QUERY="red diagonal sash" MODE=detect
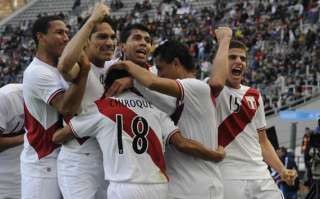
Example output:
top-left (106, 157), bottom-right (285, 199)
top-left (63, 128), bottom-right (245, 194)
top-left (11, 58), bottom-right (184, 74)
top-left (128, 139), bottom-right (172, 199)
top-left (95, 98), bottom-right (167, 179)
top-left (218, 88), bottom-right (260, 147)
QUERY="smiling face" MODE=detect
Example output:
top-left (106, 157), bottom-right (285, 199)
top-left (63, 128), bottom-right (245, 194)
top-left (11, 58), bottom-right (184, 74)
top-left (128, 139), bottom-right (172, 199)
top-left (86, 22), bottom-right (116, 65)
top-left (226, 48), bottom-right (247, 89)
top-left (121, 29), bottom-right (151, 66)
top-left (39, 20), bottom-right (69, 60)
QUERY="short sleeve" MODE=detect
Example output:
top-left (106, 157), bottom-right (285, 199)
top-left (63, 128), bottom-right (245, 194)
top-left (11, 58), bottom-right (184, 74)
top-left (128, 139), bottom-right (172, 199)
top-left (0, 93), bottom-right (8, 132)
top-left (134, 81), bottom-right (176, 115)
top-left (176, 78), bottom-right (212, 110)
top-left (69, 106), bottom-right (101, 138)
top-left (255, 93), bottom-right (267, 131)
top-left (159, 111), bottom-right (179, 144)
top-left (27, 67), bottom-right (67, 105)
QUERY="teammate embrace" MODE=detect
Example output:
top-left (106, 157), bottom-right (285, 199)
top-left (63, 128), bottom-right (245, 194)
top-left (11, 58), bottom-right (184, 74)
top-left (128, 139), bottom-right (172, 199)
top-left (2, 2), bottom-right (297, 199)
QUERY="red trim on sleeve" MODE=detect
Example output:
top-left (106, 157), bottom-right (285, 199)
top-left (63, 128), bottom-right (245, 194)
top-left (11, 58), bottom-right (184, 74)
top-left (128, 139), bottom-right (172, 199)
top-left (47, 89), bottom-right (65, 104)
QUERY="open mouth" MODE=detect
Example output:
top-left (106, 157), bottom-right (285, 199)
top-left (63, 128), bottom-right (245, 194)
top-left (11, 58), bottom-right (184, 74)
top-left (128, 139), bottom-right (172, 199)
top-left (136, 49), bottom-right (147, 56)
top-left (231, 67), bottom-right (242, 76)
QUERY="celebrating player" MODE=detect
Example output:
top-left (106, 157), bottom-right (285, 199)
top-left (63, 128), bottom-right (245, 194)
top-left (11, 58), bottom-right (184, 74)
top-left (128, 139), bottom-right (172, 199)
top-left (0, 84), bottom-right (24, 199)
top-left (22, 15), bottom-right (89, 199)
top-left (54, 3), bottom-right (112, 198)
top-left (107, 26), bottom-right (232, 199)
top-left (216, 40), bottom-right (297, 199)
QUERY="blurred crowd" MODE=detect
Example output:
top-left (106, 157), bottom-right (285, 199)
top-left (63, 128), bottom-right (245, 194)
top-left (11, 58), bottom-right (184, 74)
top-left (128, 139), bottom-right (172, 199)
top-left (1, 0), bottom-right (320, 113)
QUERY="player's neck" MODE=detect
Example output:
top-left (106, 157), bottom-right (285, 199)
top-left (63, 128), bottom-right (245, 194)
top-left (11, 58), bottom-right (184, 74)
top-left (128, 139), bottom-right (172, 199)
top-left (179, 69), bottom-right (196, 79)
top-left (35, 51), bottom-right (58, 67)
top-left (226, 80), bottom-right (241, 89)
top-left (91, 59), bottom-right (105, 68)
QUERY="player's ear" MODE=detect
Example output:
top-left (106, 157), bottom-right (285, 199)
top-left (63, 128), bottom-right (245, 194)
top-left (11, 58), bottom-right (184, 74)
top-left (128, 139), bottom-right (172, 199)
top-left (173, 57), bottom-right (181, 67)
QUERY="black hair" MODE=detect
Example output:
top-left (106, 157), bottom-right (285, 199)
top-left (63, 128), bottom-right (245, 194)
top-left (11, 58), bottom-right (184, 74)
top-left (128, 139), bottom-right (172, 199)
top-left (80, 16), bottom-right (116, 36)
top-left (119, 23), bottom-right (150, 43)
top-left (229, 40), bottom-right (247, 50)
top-left (153, 40), bottom-right (195, 71)
top-left (32, 15), bottom-right (64, 46)
top-left (104, 69), bottom-right (130, 89)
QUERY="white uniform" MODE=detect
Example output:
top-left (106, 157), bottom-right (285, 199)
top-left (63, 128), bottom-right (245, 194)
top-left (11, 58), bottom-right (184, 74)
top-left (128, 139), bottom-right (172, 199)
top-left (57, 63), bottom-right (108, 199)
top-left (22, 58), bottom-right (68, 199)
top-left (69, 91), bottom-right (178, 199)
top-left (216, 85), bottom-right (282, 199)
top-left (135, 78), bottom-right (223, 199)
top-left (0, 84), bottom-right (24, 199)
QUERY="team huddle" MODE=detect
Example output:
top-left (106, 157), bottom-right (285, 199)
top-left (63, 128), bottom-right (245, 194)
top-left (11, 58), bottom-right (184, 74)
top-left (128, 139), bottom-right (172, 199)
top-left (0, 3), bottom-right (298, 199)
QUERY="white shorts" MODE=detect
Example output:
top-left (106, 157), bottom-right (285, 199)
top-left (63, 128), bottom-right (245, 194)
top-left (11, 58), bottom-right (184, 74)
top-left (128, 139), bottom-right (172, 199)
top-left (168, 185), bottom-right (223, 199)
top-left (108, 182), bottom-right (168, 199)
top-left (21, 175), bottom-right (62, 199)
top-left (223, 178), bottom-right (283, 199)
top-left (0, 145), bottom-right (22, 199)
top-left (57, 149), bottom-right (107, 199)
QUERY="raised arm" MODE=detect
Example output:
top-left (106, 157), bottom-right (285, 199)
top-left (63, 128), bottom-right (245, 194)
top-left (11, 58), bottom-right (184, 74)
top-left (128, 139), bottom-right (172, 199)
top-left (170, 131), bottom-right (225, 162)
top-left (208, 27), bottom-right (232, 96)
top-left (58, 3), bottom-right (110, 80)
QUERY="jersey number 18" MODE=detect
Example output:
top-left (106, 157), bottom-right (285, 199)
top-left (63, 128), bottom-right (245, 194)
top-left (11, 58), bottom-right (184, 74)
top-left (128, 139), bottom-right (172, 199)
top-left (116, 114), bottom-right (149, 154)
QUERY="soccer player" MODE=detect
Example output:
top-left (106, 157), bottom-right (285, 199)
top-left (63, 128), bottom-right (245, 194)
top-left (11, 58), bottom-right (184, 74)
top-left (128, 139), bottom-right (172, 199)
top-left (22, 15), bottom-right (90, 199)
top-left (53, 68), bottom-right (226, 199)
top-left (0, 83), bottom-right (24, 199)
top-left (107, 27), bottom-right (232, 199)
top-left (216, 40), bottom-right (297, 199)
top-left (54, 3), bottom-right (113, 199)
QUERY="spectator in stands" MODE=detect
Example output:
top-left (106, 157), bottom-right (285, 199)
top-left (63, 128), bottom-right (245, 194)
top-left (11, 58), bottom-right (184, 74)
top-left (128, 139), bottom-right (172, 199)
top-left (314, 119), bottom-right (320, 134)
top-left (301, 127), bottom-right (312, 187)
top-left (277, 147), bottom-right (299, 199)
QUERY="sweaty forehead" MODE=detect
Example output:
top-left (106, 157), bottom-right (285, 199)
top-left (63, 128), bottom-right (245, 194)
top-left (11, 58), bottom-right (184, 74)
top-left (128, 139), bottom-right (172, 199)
top-left (228, 48), bottom-right (246, 57)
top-left (94, 23), bottom-right (115, 35)
top-left (48, 20), bottom-right (68, 31)
top-left (128, 29), bottom-right (150, 39)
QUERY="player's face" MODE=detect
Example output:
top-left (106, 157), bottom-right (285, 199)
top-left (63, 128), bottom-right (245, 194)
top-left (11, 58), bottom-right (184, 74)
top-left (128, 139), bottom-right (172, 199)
top-left (226, 48), bottom-right (247, 88)
top-left (122, 29), bottom-right (151, 66)
top-left (41, 20), bottom-right (69, 58)
top-left (155, 56), bottom-right (179, 79)
top-left (88, 23), bottom-right (116, 62)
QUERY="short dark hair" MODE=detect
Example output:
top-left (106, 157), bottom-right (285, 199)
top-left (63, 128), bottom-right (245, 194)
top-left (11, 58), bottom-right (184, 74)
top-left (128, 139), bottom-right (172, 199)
top-left (32, 15), bottom-right (64, 46)
top-left (104, 69), bottom-right (130, 89)
top-left (120, 23), bottom-right (150, 43)
top-left (229, 40), bottom-right (247, 50)
top-left (153, 40), bottom-right (195, 71)
top-left (80, 16), bottom-right (116, 36)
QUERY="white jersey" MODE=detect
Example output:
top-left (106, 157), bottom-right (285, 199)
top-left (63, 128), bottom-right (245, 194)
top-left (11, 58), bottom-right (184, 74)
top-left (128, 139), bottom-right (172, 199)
top-left (216, 84), bottom-right (270, 179)
top-left (135, 78), bottom-right (223, 198)
top-left (22, 57), bottom-right (68, 178)
top-left (69, 91), bottom-right (178, 183)
top-left (60, 63), bottom-right (108, 154)
top-left (0, 83), bottom-right (24, 199)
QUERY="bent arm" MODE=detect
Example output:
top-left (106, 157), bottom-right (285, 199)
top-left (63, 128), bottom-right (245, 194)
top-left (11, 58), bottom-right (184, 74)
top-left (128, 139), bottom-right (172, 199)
top-left (51, 54), bottom-right (90, 117)
top-left (0, 129), bottom-right (24, 152)
top-left (169, 131), bottom-right (225, 162)
top-left (52, 125), bottom-right (74, 144)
